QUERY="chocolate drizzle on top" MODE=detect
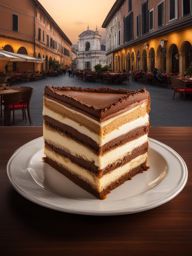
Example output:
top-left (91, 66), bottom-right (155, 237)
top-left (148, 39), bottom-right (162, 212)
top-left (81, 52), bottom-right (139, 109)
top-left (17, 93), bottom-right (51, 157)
top-left (44, 86), bottom-right (150, 121)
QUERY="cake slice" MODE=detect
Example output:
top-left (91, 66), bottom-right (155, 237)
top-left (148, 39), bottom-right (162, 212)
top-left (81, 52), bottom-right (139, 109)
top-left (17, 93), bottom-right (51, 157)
top-left (43, 87), bottom-right (150, 199)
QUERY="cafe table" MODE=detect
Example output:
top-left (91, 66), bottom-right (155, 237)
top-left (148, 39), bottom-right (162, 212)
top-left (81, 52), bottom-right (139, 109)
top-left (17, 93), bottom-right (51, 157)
top-left (0, 86), bottom-right (21, 95)
top-left (177, 77), bottom-right (192, 88)
top-left (0, 87), bottom-right (22, 125)
top-left (0, 127), bottom-right (192, 256)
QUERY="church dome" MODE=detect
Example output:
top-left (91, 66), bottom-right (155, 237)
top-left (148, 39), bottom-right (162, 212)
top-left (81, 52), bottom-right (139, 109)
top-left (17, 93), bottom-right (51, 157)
top-left (79, 27), bottom-right (100, 38)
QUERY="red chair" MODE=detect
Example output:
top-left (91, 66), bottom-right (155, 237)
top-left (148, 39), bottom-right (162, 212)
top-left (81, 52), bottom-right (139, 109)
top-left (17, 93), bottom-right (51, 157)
top-left (3, 87), bottom-right (33, 125)
top-left (170, 77), bottom-right (188, 99)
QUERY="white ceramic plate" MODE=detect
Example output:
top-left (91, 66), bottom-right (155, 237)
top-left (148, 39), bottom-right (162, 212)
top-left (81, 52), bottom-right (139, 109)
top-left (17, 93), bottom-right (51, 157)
top-left (7, 137), bottom-right (188, 216)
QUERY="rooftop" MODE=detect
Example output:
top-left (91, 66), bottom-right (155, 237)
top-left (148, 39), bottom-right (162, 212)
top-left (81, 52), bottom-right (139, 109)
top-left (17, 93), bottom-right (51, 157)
top-left (102, 0), bottom-right (125, 28)
top-left (33, 0), bottom-right (72, 45)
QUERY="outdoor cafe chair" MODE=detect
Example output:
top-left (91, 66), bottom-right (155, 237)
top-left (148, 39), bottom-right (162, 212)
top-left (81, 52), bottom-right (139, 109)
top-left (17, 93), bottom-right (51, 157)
top-left (170, 76), bottom-right (192, 99)
top-left (2, 86), bottom-right (33, 125)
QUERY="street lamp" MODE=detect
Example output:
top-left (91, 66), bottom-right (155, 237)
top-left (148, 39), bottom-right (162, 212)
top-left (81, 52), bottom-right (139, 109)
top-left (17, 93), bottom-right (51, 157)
top-left (160, 39), bottom-right (167, 48)
top-left (144, 43), bottom-right (149, 50)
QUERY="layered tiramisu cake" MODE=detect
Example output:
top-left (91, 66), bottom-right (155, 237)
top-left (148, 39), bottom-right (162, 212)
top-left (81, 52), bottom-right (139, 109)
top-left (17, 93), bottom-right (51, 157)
top-left (43, 87), bottom-right (150, 199)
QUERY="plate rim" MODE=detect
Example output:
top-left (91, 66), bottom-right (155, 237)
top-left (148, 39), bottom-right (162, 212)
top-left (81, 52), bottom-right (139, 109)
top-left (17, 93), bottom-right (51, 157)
top-left (7, 137), bottom-right (188, 216)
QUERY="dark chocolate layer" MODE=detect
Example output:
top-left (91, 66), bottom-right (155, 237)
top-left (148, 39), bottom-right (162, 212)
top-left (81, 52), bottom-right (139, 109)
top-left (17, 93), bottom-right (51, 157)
top-left (44, 115), bottom-right (98, 152)
top-left (45, 142), bottom-right (148, 176)
top-left (44, 157), bottom-right (148, 200)
top-left (44, 115), bottom-right (149, 155)
top-left (44, 86), bottom-right (150, 121)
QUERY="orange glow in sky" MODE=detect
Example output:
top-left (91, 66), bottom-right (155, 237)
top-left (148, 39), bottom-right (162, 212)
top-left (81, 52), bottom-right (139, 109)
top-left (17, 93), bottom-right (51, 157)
top-left (39, 0), bottom-right (115, 43)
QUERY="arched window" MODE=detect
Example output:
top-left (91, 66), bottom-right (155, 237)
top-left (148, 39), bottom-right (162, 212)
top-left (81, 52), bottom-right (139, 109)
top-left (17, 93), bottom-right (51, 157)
top-left (3, 44), bottom-right (14, 52)
top-left (157, 45), bottom-right (167, 73)
top-left (17, 47), bottom-right (28, 55)
top-left (127, 53), bottom-right (131, 72)
top-left (45, 56), bottom-right (49, 71)
top-left (142, 50), bottom-right (147, 72)
top-left (118, 56), bottom-right (121, 72)
top-left (49, 57), bottom-right (53, 69)
top-left (85, 42), bottom-right (90, 51)
top-left (136, 51), bottom-right (141, 70)
top-left (181, 41), bottom-right (192, 71)
top-left (131, 52), bottom-right (135, 71)
top-left (169, 44), bottom-right (179, 74)
top-left (149, 48), bottom-right (155, 71)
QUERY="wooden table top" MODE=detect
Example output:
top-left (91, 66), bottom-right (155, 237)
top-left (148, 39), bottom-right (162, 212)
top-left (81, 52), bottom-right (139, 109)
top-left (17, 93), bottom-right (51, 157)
top-left (0, 127), bottom-right (192, 256)
top-left (177, 77), bottom-right (192, 84)
top-left (0, 87), bottom-right (21, 95)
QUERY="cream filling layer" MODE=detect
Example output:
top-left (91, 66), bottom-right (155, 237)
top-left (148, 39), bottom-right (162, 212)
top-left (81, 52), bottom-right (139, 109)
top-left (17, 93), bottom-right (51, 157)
top-left (44, 97), bottom-right (147, 127)
top-left (45, 146), bottom-right (147, 192)
top-left (43, 124), bottom-right (148, 169)
top-left (43, 104), bottom-right (149, 146)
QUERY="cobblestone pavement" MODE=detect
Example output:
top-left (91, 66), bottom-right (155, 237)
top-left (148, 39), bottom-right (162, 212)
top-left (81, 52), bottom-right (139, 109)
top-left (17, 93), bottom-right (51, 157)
top-left (2, 74), bottom-right (192, 126)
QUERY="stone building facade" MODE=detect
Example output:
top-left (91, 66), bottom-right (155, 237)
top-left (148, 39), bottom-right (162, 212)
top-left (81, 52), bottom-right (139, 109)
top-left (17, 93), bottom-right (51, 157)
top-left (76, 28), bottom-right (106, 71)
top-left (0, 0), bottom-right (72, 73)
top-left (102, 0), bottom-right (192, 76)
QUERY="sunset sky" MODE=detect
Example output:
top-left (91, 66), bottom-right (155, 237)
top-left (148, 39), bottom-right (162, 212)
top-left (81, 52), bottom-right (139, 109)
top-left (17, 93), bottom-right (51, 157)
top-left (39, 0), bottom-right (115, 44)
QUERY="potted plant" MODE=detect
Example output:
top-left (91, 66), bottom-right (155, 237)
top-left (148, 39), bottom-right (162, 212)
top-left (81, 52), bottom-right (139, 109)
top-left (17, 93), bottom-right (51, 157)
top-left (185, 65), bottom-right (192, 77)
top-left (94, 64), bottom-right (102, 73)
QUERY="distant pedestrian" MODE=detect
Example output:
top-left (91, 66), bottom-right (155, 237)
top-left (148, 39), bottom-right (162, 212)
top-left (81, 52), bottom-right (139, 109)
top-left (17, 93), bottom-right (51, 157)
top-left (71, 68), bottom-right (74, 77)
top-left (4, 64), bottom-right (8, 74)
top-left (68, 68), bottom-right (72, 77)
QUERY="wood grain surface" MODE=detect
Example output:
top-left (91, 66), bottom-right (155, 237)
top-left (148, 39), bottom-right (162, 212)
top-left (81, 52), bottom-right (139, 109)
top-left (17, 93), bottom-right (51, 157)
top-left (0, 127), bottom-right (192, 256)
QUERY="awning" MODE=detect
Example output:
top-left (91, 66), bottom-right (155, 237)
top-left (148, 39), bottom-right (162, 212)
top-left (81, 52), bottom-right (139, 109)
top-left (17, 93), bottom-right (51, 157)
top-left (0, 50), bottom-right (44, 63)
top-left (0, 50), bottom-right (21, 61)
